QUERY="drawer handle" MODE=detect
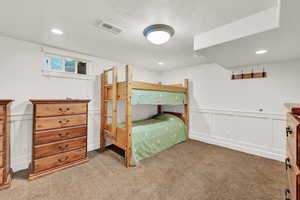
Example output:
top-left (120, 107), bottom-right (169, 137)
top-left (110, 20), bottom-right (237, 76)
top-left (286, 127), bottom-right (293, 137)
top-left (58, 119), bottom-right (70, 125)
top-left (58, 156), bottom-right (69, 163)
top-left (58, 132), bottom-right (70, 137)
top-left (58, 144), bottom-right (69, 150)
top-left (58, 108), bottom-right (70, 113)
top-left (285, 158), bottom-right (292, 170)
top-left (285, 188), bottom-right (291, 200)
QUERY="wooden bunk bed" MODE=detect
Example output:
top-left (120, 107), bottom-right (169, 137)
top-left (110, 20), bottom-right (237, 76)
top-left (100, 65), bottom-right (189, 167)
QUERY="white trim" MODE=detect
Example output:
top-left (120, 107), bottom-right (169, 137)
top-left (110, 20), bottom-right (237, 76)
top-left (190, 106), bottom-right (285, 120)
top-left (42, 47), bottom-right (93, 80)
top-left (12, 155), bottom-right (31, 173)
top-left (189, 132), bottom-right (285, 162)
top-left (41, 47), bottom-right (92, 62)
top-left (41, 69), bottom-right (93, 80)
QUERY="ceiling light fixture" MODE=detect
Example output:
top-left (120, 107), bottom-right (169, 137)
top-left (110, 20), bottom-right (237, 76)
top-left (51, 28), bottom-right (63, 35)
top-left (255, 49), bottom-right (268, 55)
top-left (143, 24), bottom-right (175, 45)
top-left (158, 62), bottom-right (164, 66)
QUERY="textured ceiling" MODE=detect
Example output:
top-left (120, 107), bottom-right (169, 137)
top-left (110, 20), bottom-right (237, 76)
top-left (0, 0), bottom-right (276, 70)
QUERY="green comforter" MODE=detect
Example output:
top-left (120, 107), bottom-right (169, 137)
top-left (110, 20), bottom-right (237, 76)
top-left (128, 114), bottom-right (187, 165)
top-left (131, 89), bottom-right (187, 105)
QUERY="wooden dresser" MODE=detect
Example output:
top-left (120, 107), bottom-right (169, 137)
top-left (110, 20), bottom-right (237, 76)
top-left (0, 100), bottom-right (13, 191)
top-left (285, 103), bottom-right (300, 200)
top-left (29, 99), bottom-right (90, 180)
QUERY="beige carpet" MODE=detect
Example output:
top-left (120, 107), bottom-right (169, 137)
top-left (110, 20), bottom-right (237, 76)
top-left (0, 140), bottom-right (286, 200)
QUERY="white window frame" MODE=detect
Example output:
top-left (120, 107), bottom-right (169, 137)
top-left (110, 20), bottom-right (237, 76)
top-left (42, 47), bottom-right (92, 80)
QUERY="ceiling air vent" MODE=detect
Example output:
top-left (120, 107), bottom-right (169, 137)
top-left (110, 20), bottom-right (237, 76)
top-left (95, 20), bottom-right (122, 35)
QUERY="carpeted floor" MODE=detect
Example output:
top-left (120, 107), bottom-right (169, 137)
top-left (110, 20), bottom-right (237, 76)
top-left (0, 140), bottom-right (286, 200)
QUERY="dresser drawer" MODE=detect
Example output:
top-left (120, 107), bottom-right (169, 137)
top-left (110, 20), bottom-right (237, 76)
top-left (286, 149), bottom-right (300, 200)
top-left (0, 153), bottom-right (3, 167)
top-left (287, 113), bottom-right (300, 168)
top-left (36, 104), bottom-right (87, 117)
top-left (0, 106), bottom-right (4, 116)
top-left (0, 136), bottom-right (3, 152)
top-left (35, 115), bottom-right (87, 131)
top-left (34, 137), bottom-right (87, 159)
top-left (35, 126), bottom-right (87, 145)
top-left (0, 122), bottom-right (3, 136)
top-left (0, 168), bottom-right (3, 184)
top-left (34, 148), bottom-right (86, 173)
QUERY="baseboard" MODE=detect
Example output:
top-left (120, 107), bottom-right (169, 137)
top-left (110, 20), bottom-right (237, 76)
top-left (190, 132), bottom-right (285, 162)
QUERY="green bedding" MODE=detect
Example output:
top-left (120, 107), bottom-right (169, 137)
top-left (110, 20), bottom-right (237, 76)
top-left (131, 89), bottom-right (187, 105)
top-left (125, 113), bottom-right (187, 165)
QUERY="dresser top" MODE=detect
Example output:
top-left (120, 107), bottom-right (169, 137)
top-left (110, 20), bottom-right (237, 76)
top-left (29, 99), bottom-right (91, 104)
top-left (285, 103), bottom-right (300, 110)
top-left (0, 99), bottom-right (14, 105)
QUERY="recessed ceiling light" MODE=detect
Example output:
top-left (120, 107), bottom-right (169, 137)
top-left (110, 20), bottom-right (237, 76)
top-left (158, 62), bottom-right (164, 66)
top-left (255, 49), bottom-right (268, 55)
top-left (51, 28), bottom-right (63, 35)
top-left (143, 24), bottom-right (175, 45)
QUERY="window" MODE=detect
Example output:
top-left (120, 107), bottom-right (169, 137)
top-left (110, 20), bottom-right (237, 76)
top-left (77, 62), bottom-right (87, 74)
top-left (65, 60), bottom-right (76, 72)
top-left (45, 55), bottom-right (88, 75)
top-left (51, 57), bottom-right (63, 71)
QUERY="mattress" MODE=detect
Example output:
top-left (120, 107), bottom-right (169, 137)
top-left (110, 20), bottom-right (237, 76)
top-left (131, 89), bottom-right (187, 105)
top-left (128, 113), bottom-right (187, 165)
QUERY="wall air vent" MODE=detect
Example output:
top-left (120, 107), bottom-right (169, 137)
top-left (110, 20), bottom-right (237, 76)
top-left (95, 20), bottom-right (122, 35)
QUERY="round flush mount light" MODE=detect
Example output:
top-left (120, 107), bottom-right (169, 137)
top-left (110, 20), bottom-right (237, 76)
top-left (158, 62), bottom-right (164, 66)
top-left (143, 24), bottom-right (175, 45)
top-left (51, 28), bottom-right (63, 35)
top-left (255, 49), bottom-right (268, 55)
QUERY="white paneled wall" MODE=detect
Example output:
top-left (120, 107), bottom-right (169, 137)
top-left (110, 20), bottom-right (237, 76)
top-left (0, 36), bottom-right (161, 172)
top-left (162, 60), bottom-right (300, 162)
top-left (189, 108), bottom-right (285, 161)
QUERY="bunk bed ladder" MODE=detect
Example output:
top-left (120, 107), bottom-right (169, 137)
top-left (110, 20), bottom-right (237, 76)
top-left (100, 67), bottom-right (118, 152)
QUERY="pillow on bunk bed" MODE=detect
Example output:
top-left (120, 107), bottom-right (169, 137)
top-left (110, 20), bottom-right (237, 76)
top-left (131, 89), bottom-right (187, 105)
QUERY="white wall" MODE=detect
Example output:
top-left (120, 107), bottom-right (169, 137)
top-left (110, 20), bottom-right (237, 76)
top-left (162, 60), bottom-right (300, 162)
top-left (0, 36), bottom-right (161, 172)
top-left (1, 34), bottom-right (298, 172)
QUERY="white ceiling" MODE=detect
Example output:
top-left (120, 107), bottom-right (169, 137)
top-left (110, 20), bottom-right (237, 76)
top-left (196, 0), bottom-right (300, 68)
top-left (0, 0), bottom-right (276, 71)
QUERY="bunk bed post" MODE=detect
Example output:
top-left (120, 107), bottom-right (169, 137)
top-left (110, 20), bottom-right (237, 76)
top-left (184, 79), bottom-right (189, 140)
top-left (157, 105), bottom-right (162, 114)
top-left (125, 64), bottom-right (133, 167)
top-left (157, 82), bottom-right (162, 114)
top-left (100, 72), bottom-right (107, 152)
top-left (111, 67), bottom-right (118, 138)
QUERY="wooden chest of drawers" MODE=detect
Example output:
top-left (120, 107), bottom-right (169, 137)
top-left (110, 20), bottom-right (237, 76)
top-left (29, 99), bottom-right (90, 180)
top-left (285, 105), bottom-right (300, 200)
top-left (0, 100), bottom-right (13, 191)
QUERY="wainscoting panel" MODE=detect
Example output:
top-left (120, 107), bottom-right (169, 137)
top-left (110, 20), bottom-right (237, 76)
top-left (10, 106), bottom-right (286, 172)
top-left (189, 107), bottom-right (286, 162)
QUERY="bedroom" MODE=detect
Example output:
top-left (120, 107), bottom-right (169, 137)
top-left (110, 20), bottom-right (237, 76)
top-left (0, 0), bottom-right (299, 199)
